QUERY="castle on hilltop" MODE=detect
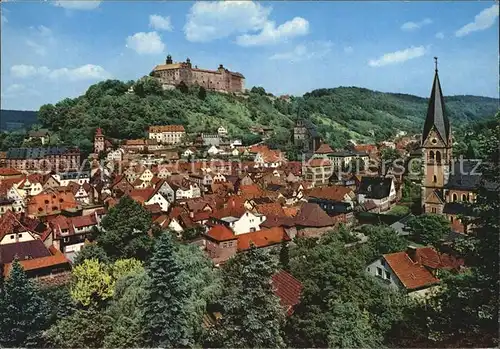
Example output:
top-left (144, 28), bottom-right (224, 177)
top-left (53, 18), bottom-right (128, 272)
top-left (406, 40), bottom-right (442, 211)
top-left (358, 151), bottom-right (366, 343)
top-left (150, 55), bottom-right (245, 93)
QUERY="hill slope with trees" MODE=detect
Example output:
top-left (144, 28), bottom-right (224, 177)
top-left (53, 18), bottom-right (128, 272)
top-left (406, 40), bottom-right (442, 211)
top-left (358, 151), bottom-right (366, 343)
top-left (11, 77), bottom-right (499, 153)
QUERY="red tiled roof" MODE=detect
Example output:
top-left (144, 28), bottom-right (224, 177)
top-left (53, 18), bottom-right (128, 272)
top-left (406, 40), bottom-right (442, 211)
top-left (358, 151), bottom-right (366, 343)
top-left (239, 184), bottom-right (264, 198)
top-left (271, 270), bottom-right (303, 316)
top-left (0, 167), bottom-right (22, 176)
top-left (145, 203), bottom-right (163, 214)
top-left (206, 224), bottom-right (235, 242)
top-left (149, 125), bottom-right (185, 133)
top-left (0, 211), bottom-right (33, 240)
top-left (237, 227), bottom-right (290, 251)
top-left (306, 185), bottom-right (354, 202)
top-left (255, 202), bottom-right (285, 217)
top-left (305, 158), bottom-right (332, 167)
top-left (3, 245), bottom-right (70, 277)
top-left (413, 247), bottom-right (464, 270)
top-left (383, 251), bottom-right (440, 290)
top-left (129, 188), bottom-right (156, 204)
top-left (27, 190), bottom-right (79, 216)
top-left (294, 203), bottom-right (338, 228)
top-left (315, 143), bottom-right (334, 154)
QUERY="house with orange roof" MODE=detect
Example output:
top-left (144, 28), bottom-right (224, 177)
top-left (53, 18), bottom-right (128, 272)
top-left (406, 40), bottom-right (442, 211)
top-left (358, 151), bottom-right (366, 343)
top-left (129, 187), bottom-right (170, 212)
top-left (254, 148), bottom-right (285, 168)
top-left (27, 189), bottom-right (80, 218)
top-left (0, 210), bottom-right (40, 245)
top-left (2, 244), bottom-right (71, 279)
top-left (366, 246), bottom-right (464, 298)
top-left (0, 167), bottom-right (23, 180)
top-left (302, 158), bottom-right (333, 185)
top-left (148, 125), bottom-right (186, 144)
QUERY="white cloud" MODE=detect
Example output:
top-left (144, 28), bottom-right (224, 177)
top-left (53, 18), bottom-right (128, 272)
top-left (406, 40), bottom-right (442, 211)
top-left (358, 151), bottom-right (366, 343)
top-left (435, 32), bottom-right (445, 39)
top-left (53, 1), bottom-right (101, 10)
top-left (344, 46), bottom-right (353, 54)
top-left (401, 18), bottom-right (432, 31)
top-left (1, 84), bottom-right (41, 99)
top-left (26, 40), bottom-right (47, 56)
top-left (184, 1), bottom-right (308, 45)
top-left (126, 31), bottom-right (165, 55)
top-left (236, 17), bottom-right (309, 46)
top-left (455, 4), bottom-right (499, 37)
top-left (10, 64), bottom-right (111, 81)
top-left (368, 46), bottom-right (427, 67)
top-left (149, 14), bottom-right (173, 31)
top-left (270, 41), bottom-right (333, 62)
top-left (185, 1), bottom-right (270, 42)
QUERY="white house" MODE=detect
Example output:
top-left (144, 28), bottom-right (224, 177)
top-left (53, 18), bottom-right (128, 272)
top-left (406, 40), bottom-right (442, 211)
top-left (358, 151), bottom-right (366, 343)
top-left (106, 148), bottom-right (124, 162)
top-left (218, 126), bottom-right (228, 137)
top-left (207, 145), bottom-right (223, 156)
top-left (220, 211), bottom-right (266, 235)
top-left (6, 186), bottom-right (25, 213)
top-left (54, 172), bottom-right (90, 187)
top-left (183, 148), bottom-right (195, 158)
top-left (173, 183), bottom-right (201, 200)
top-left (212, 173), bottom-right (227, 183)
top-left (145, 192), bottom-right (170, 212)
top-left (230, 139), bottom-right (242, 148)
top-left (357, 176), bottom-right (396, 212)
top-left (139, 168), bottom-right (154, 183)
top-left (157, 180), bottom-right (175, 203)
top-left (0, 211), bottom-right (38, 245)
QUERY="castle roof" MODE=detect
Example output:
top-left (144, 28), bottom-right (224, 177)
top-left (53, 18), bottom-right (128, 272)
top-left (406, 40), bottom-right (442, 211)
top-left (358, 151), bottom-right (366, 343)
top-left (422, 60), bottom-right (450, 145)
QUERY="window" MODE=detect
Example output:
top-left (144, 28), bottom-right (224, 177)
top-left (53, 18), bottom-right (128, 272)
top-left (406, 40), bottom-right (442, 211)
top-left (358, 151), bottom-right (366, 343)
top-left (429, 151), bottom-right (435, 160)
top-left (452, 193), bottom-right (458, 202)
top-left (385, 271), bottom-right (391, 280)
top-left (63, 237), bottom-right (69, 243)
top-left (376, 267), bottom-right (383, 276)
top-left (10, 235), bottom-right (14, 239)
top-left (436, 151), bottom-right (442, 164)
top-left (433, 175), bottom-right (437, 183)
top-left (432, 207), bottom-right (437, 213)
top-left (18, 234), bottom-right (22, 238)
top-left (450, 216), bottom-right (454, 222)
top-left (250, 227), bottom-right (256, 232)
top-left (462, 194), bottom-right (467, 201)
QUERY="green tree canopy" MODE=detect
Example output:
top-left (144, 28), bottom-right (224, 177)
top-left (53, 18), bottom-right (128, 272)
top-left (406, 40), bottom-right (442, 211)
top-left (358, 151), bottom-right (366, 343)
top-left (406, 214), bottom-right (450, 246)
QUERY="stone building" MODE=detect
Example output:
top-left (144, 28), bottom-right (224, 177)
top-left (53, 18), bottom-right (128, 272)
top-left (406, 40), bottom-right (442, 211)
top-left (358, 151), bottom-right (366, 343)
top-left (150, 55), bottom-right (245, 93)
top-left (148, 125), bottom-right (186, 144)
top-left (5, 147), bottom-right (81, 172)
top-left (420, 58), bottom-right (496, 233)
top-left (293, 118), bottom-right (321, 155)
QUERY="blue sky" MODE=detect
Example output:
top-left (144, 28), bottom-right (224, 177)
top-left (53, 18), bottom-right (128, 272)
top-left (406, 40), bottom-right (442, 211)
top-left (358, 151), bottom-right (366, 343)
top-left (1, 1), bottom-right (498, 111)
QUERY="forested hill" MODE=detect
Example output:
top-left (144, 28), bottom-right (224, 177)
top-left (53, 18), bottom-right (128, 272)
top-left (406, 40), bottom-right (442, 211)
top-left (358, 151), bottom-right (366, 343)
top-left (16, 78), bottom-right (500, 153)
top-left (0, 110), bottom-right (38, 132)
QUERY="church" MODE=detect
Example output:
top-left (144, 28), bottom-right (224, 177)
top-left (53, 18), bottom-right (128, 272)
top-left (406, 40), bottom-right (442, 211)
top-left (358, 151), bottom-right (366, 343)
top-left (420, 58), bottom-right (494, 233)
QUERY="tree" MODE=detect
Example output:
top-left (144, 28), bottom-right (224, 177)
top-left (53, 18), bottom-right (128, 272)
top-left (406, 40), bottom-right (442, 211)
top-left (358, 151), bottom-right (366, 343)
top-left (360, 225), bottom-right (408, 263)
top-left (70, 259), bottom-right (114, 308)
top-left (418, 112), bottom-right (500, 347)
top-left (97, 196), bottom-right (154, 261)
top-left (142, 232), bottom-right (193, 347)
top-left (0, 261), bottom-right (50, 347)
top-left (177, 81), bottom-right (189, 94)
top-left (110, 258), bottom-right (143, 280)
top-left (73, 243), bottom-right (110, 266)
top-left (133, 76), bottom-right (163, 97)
top-left (250, 86), bottom-right (267, 96)
top-left (44, 307), bottom-right (111, 348)
top-left (380, 147), bottom-right (400, 175)
top-left (104, 270), bottom-right (149, 348)
top-left (279, 239), bottom-right (290, 271)
top-left (208, 245), bottom-right (285, 348)
top-left (198, 86), bottom-right (207, 100)
top-left (406, 214), bottom-right (450, 246)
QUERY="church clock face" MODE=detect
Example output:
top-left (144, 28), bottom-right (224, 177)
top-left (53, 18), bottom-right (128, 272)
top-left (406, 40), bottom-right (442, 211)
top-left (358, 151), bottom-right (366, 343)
top-left (431, 138), bottom-right (437, 145)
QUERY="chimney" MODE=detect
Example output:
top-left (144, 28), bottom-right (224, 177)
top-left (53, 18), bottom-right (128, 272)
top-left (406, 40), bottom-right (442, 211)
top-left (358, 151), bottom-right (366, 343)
top-left (407, 246), bottom-right (420, 263)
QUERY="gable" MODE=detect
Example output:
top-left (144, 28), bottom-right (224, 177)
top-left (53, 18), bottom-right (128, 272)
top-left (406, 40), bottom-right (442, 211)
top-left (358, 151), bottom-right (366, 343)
top-left (425, 190), bottom-right (444, 204)
top-left (422, 128), bottom-right (446, 148)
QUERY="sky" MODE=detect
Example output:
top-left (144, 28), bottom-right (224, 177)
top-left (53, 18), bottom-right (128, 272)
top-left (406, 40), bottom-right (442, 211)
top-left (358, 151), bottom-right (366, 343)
top-left (1, 1), bottom-right (498, 111)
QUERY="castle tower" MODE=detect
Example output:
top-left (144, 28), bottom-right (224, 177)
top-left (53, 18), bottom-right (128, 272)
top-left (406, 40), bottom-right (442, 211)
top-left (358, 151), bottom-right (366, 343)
top-left (94, 128), bottom-right (105, 154)
top-left (421, 57), bottom-right (452, 214)
top-left (166, 54), bottom-right (173, 65)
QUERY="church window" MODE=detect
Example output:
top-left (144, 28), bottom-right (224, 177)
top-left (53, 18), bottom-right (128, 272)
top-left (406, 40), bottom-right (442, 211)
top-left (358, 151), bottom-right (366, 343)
top-left (462, 194), bottom-right (467, 201)
top-left (436, 151), bottom-right (442, 163)
top-left (452, 193), bottom-right (457, 202)
top-left (433, 175), bottom-right (437, 183)
top-left (432, 207), bottom-right (437, 213)
top-left (429, 151), bottom-right (435, 160)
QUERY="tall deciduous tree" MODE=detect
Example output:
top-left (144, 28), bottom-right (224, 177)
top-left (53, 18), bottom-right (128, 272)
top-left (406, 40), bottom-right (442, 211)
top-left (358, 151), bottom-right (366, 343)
top-left (209, 245), bottom-right (285, 348)
top-left (97, 195), bottom-right (154, 261)
top-left (406, 214), bottom-right (450, 246)
top-left (0, 261), bottom-right (50, 347)
top-left (142, 232), bottom-right (193, 347)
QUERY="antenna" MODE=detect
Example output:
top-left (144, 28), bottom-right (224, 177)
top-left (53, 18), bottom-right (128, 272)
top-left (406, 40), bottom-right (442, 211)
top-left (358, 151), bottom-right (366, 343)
top-left (434, 57), bottom-right (438, 72)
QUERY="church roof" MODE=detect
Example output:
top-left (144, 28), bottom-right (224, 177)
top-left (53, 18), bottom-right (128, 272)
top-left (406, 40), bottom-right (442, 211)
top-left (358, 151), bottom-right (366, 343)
top-left (422, 61), bottom-right (450, 145)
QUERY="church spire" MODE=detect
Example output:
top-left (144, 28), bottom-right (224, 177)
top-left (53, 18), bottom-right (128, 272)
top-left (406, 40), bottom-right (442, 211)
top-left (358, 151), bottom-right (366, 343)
top-left (422, 57), bottom-right (450, 145)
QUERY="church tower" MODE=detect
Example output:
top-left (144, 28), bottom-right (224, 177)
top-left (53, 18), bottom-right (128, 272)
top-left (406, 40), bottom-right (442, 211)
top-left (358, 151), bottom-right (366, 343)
top-left (421, 57), bottom-right (452, 214)
top-left (94, 128), bottom-right (105, 154)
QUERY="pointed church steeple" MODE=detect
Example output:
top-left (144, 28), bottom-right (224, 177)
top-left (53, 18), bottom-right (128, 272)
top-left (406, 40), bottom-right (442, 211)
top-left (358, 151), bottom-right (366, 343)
top-left (422, 57), bottom-right (450, 145)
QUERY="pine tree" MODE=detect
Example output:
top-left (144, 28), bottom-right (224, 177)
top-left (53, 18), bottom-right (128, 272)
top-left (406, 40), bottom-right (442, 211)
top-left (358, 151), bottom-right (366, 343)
top-left (0, 260), bottom-right (50, 347)
top-left (214, 245), bottom-right (285, 348)
top-left (142, 232), bottom-right (193, 347)
top-left (279, 239), bottom-right (290, 271)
